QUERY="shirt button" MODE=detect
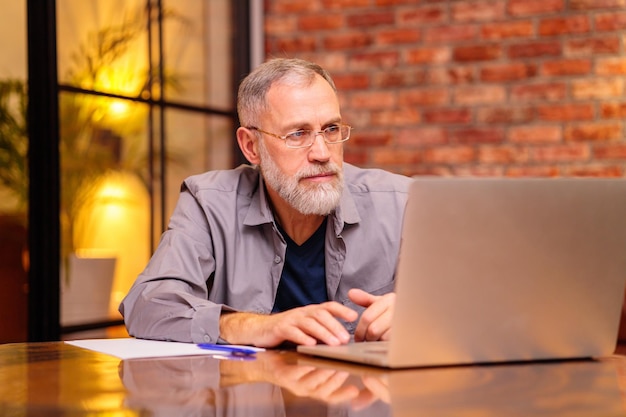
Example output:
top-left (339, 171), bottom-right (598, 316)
top-left (204, 335), bottom-right (210, 342)
top-left (274, 255), bottom-right (281, 264)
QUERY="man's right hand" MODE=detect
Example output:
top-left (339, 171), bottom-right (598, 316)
top-left (219, 302), bottom-right (358, 348)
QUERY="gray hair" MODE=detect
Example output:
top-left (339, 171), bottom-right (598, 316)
top-left (237, 58), bottom-right (338, 128)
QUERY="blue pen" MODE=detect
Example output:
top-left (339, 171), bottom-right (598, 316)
top-left (197, 343), bottom-right (258, 356)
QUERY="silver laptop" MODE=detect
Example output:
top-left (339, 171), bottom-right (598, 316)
top-left (298, 177), bottom-right (626, 368)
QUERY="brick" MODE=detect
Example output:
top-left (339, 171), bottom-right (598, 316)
top-left (376, 28), bottom-right (421, 45)
top-left (594, 12), bottom-right (626, 31)
top-left (530, 144), bottom-right (590, 162)
top-left (511, 83), bottom-right (567, 102)
top-left (265, 16), bottom-right (298, 35)
top-left (477, 107), bottom-right (535, 124)
top-left (453, 44), bottom-right (502, 62)
top-left (423, 146), bottom-right (476, 164)
top-left (324, 33), bottom-right (372, 50)
top-left (275, 37), bottom-right (317, 52)
top-left (298, 14), bottom-right (343, 31)
top-left (480, 63), bottom-right (537, 82)
top-left (372, 148), bottom-right (421, 166)
top-left (350, 131), bottom-right (393, 147)
top-left (371, 108), bottom-right (422, 126)
top-left (341, 108), bottom-right (369, 127)
top-left (596, 58), bottom-right (626, 75)
top-left (454, 85), bottom-right (506, 105)
top-left (572, 78), bottom-right (624, 100)
top-left (350, 51), bottom-right (400, 69)
top-left (374, 69), bottom-right (427, 88)
top-left (269, 0), bottom-right (318, 13)
top-left (321, 0), bottom-right (371, 8)
top-left (398, 6), bottom-right (447, 26)
top-left (450, 127), bottom-right (504, 144)
top-left (537, 104), bottom-right (594, 121)
top-left (481, 21), bottom-right (534, 40)
top-left (508, 125), bottom-right (562, 143)
top-left (541, 59), bottom-right (592, 76)
top-left (564, 36), bottom-right (621, 56)
top-left (570, 0), bottom-right (626, 10)
top-left (423, 109), bottom-right (472, 124)
top-left (350, 91), bottom-right (397, 109)
top-left (286, 53), bottom-right (348, 73)
top-left (478, 145), bottom-right (529, 164)
top-left (344, 149), bottom-right (368, 166)
top-left (506, 166), bottom-right (561, 177)
top-left (508, 41), bottom-right (562, 58)
top-left (347, 11), bottom-right (395, 27)
top-left (539, 15), bottom-right (591, 36)
top-left (452, 1), bottom-right (506, 22)
top-left (563, 165), bottom-right (624, 177)
top-left (564, 122), bottom-right (623, 142)
top-left (507, 0), bottom-right (565, 16)
top-left (376, 0), bottom-right (424, 5)
top-left (601, 102), bottom-right (626, 119)
top-left (594, 144), bottom-right (626, 160)
top-left (398, 88), bottom-right (449, 106)
top-left (424, 25), bottom-right (477, 44)
top-left (406, 47), bottom-right (451, 64)
top-left (410, 166), bottom-right (453, 177)
top-left (426, 67), bottom-right (476, 85)
top-left (397, 127), bottom-right (448, 146)
top-left (332, 73), bottom-right (370, 90)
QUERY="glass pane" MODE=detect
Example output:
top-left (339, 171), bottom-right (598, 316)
top-left (58, 90), bottom-right (151, 328)
top-left (57, 0), bottom-right (150, 98)
top-left (162, 110), bottom-right (234, 231)
top-left (0, 1), bottom-right (29, 342)
top-left (162, 0), bottom-right (233, 109)
top-left (56, 0), bottom-right (237, 334)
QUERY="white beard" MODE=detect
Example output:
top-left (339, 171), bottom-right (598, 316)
top-left (258, 140), bottom-right (344, 216)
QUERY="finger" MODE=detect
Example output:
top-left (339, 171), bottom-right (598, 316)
top-left (302, 307), bottom-right (352, 345)
top-left (348, 288), bottom-right (377, 308)
top-left (354, 294), bottom-right (395, 342)
top-left (322, 301), bottom-right (359, 322)
top-left (279, 303), bottom-right (355, 346)
top-left (358, 307), bottom-right (393, 342)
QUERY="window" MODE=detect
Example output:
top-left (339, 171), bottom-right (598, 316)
top-left (23, 0), bottom-right (251, 340)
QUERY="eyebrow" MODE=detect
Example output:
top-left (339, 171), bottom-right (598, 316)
top-left (283, 118), bottom-right (342, 131)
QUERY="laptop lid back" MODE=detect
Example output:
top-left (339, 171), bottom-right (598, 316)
top-left (389, 178), bottom-right (626, 367)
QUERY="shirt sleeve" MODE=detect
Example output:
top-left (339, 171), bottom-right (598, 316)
top-left (119, 187), bottom-right (228, 344)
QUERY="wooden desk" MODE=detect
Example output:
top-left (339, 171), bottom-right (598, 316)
top-left (1, 342), bottom-right (625, 416)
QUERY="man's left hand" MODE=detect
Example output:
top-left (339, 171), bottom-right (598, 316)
top-left (348, 289), bottom-right (396, 342)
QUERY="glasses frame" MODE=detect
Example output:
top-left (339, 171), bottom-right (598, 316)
top-left (248, 124), bottom-right (352, 149)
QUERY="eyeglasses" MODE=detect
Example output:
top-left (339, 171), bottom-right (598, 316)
top-left (248, 124), bottom-right (352, 149)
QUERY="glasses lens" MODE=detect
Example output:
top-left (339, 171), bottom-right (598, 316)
top-left (285, 130), bottom-right (313, 148)
top-left (323, 125), bottom-right (341, 143)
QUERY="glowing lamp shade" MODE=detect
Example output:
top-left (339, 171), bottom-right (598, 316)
top-left (73, 171), bottom-right (150, 316)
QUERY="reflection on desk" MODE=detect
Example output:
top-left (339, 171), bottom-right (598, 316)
top-left (0, 342), bottom-right (625, 416)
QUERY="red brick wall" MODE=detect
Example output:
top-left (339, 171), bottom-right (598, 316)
top-left (263, 0), bottom-right (626, 177)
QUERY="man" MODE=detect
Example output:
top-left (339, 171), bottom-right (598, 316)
top-left (120, 58), bottom-right (411, 348)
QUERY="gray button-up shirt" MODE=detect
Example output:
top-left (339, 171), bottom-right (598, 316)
top-left (119, 163), bottom-right (412, 343)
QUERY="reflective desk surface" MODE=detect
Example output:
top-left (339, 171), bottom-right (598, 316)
top-left (1, 341), bottom-right (625, 416)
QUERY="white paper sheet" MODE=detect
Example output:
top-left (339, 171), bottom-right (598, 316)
top-left (65, 338), bottom-right (264, 360)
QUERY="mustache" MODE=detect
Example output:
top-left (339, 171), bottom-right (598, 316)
top-left (295, 162), bottom-right (341, 181)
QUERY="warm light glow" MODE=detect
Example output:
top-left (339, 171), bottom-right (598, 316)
top-left (74, 171), bottom-right (150, 316)
top-left (109, 100), bottom-right (129, 117)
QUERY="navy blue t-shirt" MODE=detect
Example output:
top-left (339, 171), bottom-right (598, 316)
top-left (272, 218), bottom-right (328, 313)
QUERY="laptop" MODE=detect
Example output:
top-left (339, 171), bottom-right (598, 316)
top-left (297, 177), bottom-right (626, 368)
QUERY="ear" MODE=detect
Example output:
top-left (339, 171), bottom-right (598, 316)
top-left (237, 127), bottom-right (261, 165)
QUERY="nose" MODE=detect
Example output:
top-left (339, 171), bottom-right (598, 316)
top-left (308, 131), bottom-right (331, 162)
